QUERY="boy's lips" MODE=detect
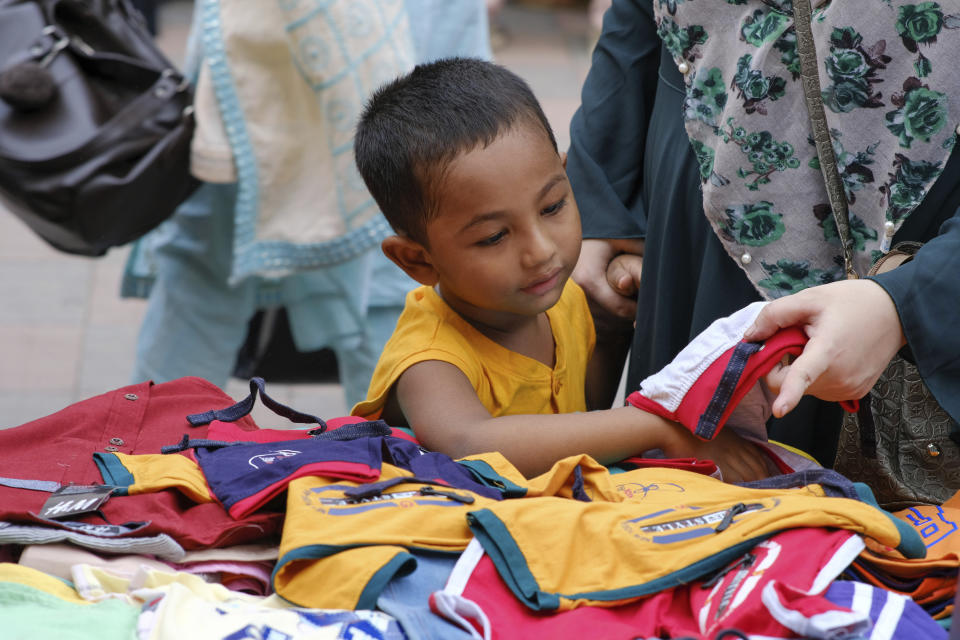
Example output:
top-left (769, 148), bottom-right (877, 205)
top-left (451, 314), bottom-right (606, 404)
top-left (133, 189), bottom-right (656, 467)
top-left (522, 269), bottom-right (562, 296)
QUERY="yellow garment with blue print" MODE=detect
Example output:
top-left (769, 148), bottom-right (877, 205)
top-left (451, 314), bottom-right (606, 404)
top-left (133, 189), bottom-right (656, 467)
top-left (467, 466), bottom-right (924, 611)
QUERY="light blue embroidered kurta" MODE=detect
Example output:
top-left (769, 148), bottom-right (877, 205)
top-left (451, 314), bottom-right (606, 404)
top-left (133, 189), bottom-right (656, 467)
top-left (122, 0), bottom-right (492, 406)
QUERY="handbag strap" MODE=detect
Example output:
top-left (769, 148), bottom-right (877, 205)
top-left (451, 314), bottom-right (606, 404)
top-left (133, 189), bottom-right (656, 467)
top-left (793, 0), bottom-right (858, 280)
top-left (34, 24), bottom-right (183, 89)
top-left (187, 377), bottom-right (329, 433)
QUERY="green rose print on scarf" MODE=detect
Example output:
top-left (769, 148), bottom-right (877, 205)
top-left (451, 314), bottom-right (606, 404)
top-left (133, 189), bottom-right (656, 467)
top-left (657, 0), bottom-right (960, 296)
top-left (657, 0), bottom-right (690, 17)
top-left (732, 54), bottom-right (786, 115)
top-left (741, 7), bottom-right (790, 46)
top-left (691, 139), bottom-right (730, 186)
top-left (895, 2), bottom-right (960, 77)
top-left (658, 17), bottom-right (707, 61)
top-left (758, 259), bottom-right (842, 297)
top-left (821, 27), bottom-right (890, 113)
top-left (773, 27), bottom-right (801, 80)
top-left (815, 204), bottom-right (879, 251)
top-left (685, 67), bottom-right (728, 129)
top-left (719, 201), bottom-right (786, 246)
top-left (885, 77), bottom-right (948, 148)
top-left (692, 139), bottom-right (714, 180)
top-left (880, 153), bottom-right (944, 221)
top-left (723, 118), bottom-right (801, 190)
top-left (808, 131), bottom-right (879, 205)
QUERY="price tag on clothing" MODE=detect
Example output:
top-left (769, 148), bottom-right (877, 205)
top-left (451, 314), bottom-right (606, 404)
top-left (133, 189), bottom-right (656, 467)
top-left (38, 485), bottom-right (115, 520)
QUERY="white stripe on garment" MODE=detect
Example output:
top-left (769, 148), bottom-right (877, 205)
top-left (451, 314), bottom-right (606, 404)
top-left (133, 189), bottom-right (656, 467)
top-left (809, 534), bottom-right (864, 594)
top-left (871, 588), bottom-right (907, 640)
top-left (851, 581), bottom-right (874, 622)
top-left (444, 537), bottom-right (484, 595)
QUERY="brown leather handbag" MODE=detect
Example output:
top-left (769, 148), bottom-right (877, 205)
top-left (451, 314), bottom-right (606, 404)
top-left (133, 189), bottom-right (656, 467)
top-left (794, 0), bottom-right (959, 509)
top-left (0, 0), bottom-right (199, 256)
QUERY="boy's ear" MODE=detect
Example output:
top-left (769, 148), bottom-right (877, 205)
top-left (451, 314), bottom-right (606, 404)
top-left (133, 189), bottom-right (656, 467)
top-left (381, 235), bottom-right (439, 286)
top-left (561, 151), bottom-right (567, 169)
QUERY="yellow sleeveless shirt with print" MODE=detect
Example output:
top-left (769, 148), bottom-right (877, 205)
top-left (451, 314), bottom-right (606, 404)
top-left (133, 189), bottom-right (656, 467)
top-left (351, 281), bottom-right (595, 420)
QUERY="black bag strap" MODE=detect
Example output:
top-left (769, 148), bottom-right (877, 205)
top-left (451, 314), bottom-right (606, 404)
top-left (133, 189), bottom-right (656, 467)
top-left (44, 0), bottom-right (173, 69)
top-left (187, 377), bottom-right (329, 433)
top-left (28, 21), bottom-right (183, 88)
top-left (308, 421), bottom-right (392, 440)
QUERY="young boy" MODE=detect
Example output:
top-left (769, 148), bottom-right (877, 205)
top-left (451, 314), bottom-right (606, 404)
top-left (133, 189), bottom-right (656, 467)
top-left (351, 58), bottom-right (769, 481)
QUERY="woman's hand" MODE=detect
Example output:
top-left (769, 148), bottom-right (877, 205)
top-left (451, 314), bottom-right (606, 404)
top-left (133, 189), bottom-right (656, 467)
top-left (572, 238), bottom-right (645, 321)
top-left (743, 279), bottom-right (906, 418)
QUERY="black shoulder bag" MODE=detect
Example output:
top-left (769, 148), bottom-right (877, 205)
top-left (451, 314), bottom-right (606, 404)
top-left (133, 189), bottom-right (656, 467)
top-left (0, 0), bottom-right (199, 256)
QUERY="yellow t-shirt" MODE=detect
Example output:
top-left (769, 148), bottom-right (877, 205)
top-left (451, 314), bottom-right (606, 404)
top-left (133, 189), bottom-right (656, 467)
top-left (351, 281), bottom-right (595, 420)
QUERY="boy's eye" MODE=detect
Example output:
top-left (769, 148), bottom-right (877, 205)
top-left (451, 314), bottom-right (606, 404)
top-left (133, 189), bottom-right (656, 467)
top-left (542, 198), bottom-right (567, 216)
top-left (477, 230), bottom-right (506, 246)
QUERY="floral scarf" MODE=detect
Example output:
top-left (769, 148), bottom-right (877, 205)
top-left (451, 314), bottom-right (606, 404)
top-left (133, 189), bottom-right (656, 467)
top-left (655, 0), bottom-right (960, 297)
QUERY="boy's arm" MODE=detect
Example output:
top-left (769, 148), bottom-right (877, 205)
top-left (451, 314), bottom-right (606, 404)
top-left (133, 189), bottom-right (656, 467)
top-left (395, 359), bottom-right (769, 480)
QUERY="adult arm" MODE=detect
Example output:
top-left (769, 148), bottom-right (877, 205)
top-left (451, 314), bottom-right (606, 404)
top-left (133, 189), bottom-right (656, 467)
top-left (868, 213), bottom-right (960, 420)
top-left (744, 212), bottom-right (960, 420)
top-left (567, 0), bottom-right (660, 319)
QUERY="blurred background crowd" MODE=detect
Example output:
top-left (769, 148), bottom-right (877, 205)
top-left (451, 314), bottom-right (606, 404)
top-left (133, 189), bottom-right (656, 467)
top-left (0, 0), bottom-right (611, 428)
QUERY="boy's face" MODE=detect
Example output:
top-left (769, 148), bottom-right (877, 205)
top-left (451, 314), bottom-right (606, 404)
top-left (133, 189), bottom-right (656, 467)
top-left (422, 123), bottom-right (582, 326)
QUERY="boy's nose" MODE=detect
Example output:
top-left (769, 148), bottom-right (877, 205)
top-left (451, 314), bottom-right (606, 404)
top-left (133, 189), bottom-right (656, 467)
top-left (521, 226), bottom-right (557, 268)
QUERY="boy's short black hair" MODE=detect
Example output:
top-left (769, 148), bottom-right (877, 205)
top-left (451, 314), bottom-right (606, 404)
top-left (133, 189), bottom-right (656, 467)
top-left (354, 57), bottom-right (558, 244)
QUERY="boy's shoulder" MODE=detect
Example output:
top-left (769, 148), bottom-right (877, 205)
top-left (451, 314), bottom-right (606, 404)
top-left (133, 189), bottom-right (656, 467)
top-left (353, 280), bottom-right (593, 419)
top-left (396, 280), bottom-right (589, 341)
top-left (385, 285), bottom-right (482, 362)
top-left (352, 285), bottom-right (483, 418)
top-left (395, 284), bottom-right (468, 339)
top-left (383, 280), bottom-right (592, 369)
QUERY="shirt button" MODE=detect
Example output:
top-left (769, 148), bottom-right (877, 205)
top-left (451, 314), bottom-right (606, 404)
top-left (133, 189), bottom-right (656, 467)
top-left (553, 380), bottom-right (562, 394)
top-left (678, 61), bottom-right (690, 74)
top-left (124, 393), bottom-right (138, 401)
top-left (928, 443), bottom-right (941, 457)
top-left (110, 437), bottom-right (125, 446)
top-left (104, 445), bottom-right (119, 452)
top-left (740, 252), bottom-right (752, 265)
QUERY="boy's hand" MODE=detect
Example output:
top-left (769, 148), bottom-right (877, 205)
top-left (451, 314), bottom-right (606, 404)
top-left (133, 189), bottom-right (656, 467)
top-left (662, 422), bottom-right (770, 483)
top-left (606, 252), bottom-right (644, 299)
top-left (572, 238), bottom-right (645, 321)
top-left (761, 353), bottom-right (793, 397)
